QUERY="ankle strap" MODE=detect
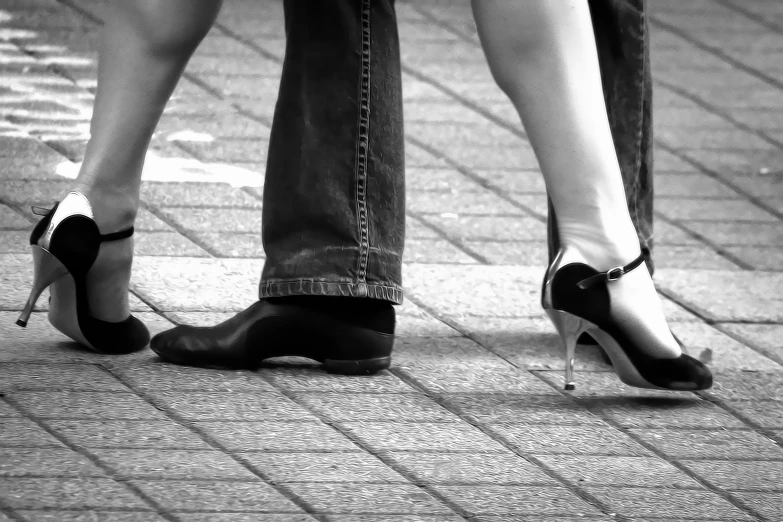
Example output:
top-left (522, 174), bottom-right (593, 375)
top-left (100, 227), bottom-right (134, 242)
top-left (576, 253), bottom-right (646, 290)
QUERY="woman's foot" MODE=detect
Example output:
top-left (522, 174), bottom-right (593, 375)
top-left (544, 243), bottom-right (712, 391)
top-left (23, 190), bottom-right (149, 353)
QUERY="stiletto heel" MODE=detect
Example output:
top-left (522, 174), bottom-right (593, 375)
top-left (18, 191), bottom-right (150, 353)
top-left (546, 309), bottom-right (595, 391)
top-left (542, 247), bottom-right (712, 391)
top-left (16, 246), bottom-right (69, 327)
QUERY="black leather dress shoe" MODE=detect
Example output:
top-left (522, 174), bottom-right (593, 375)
top-left (150, 299), bottom-right (395, 375)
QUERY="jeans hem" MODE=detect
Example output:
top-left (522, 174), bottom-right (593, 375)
top-left (259, 279), bottom-right (403, 304)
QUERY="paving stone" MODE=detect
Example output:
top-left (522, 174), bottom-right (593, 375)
top-left (405, 168), bottom-right (484, 192)
top-left (654, 173), bottom-right (743, 198)
top-left (407, 190), bottom-right (523, 216)
top-left (535, 455), bottom-right (700, 488)
top-left (91, 449), bottom-right (256, 480)
top-left (149, 391), bottom-right (315, 421)
top-left (238, 451), bottom-right (407, 484)
top-left (583, 487), bottom-right (754, 520)
top-left (156, 206), bottom-right (263, 234)
top-left (717, 323), bottom-right (783, 365)
top-left (724, 245), bottom-right (783, 271)
top-left (0, 478), bottom-right (149, 510)
top-left (469, 169), bottom-right (546, 195)
top-left (0, 418), bottom-right (64, 448)
top-left (108, 363), bottom-right (275, 392)
top-left (194, 420), bottom-right (360, 452)
top-left (384, 451), bottom-right (557, 485)
top-left (728, 492), bottom-right (783, 520)
top-left (131, 480), bottom-right (301, 513)
top-left (172, 515), bottom-right (316, 522)
top-left (14, 512), bottom-right (167, 522)
top-left (0, 363), bottom-right (126, 392)
top-left (283, 483), bottom-right (454, 515)
top-left (133, 231), bottom-right (210, 257)
top-left (337, 421), bottom-right (507, 453)
top-left (657, 198), bottom-right (778, 221)
top-left (657, 268), bottom-right (783, 323)
top-left (293, 392), bottom-right (457, 422)
top-left (320, 517), bottom-right (461, 522)
top-left (403, 238), bottom-right (480, 264)
top-left (0, 447), bottom-right (104, 477)
top-left (131, 256), bottom-right (262, 312)
top-left (45, 420), bottom-right (211, 449)
top-left (0, 399), bottom-right (20, 417)
top-left (0, 204), bottom-right (32, 228)
top-left (262, 369), bottom-right (416, 394)
top-left (141, 182), bottom-right (262, 208)
top-left (402, 264), bottom-right (546, 319)
top-left (0, 230), bottom-right (30, 253)
top-left (654, 244), bottom-right (742, 270)
top-left (7, 391), bottom-right (166, 420)
top-left (486, 423), bottom-right (651, 456)
top-left (442, 393), bottom-right (604, 425)
top-left (423, 215), bottom-right (546, 242)
top-left (705, 371), bottom-right (783, 401)
top-left (589, 397), bottom-right (747, 429)
top-left (193, 232), bottom-right (265, 257)
top-left (679, 460), bottom-right (783, 492)
top-left (682, 221), bottom-right (782, 246)
top-left (669, 322), bottom-right (782, 371)
top-left (395, 300), bottom-right (461, 338)
top-left (398, 366), bottom-right (559, 396)
top-left (628, 428), bottom-right (783, 459)
top-left (723, 400), bottom-right (783, 429)
top-left (431, 485), bottom-right (602, 517)
top-left (393, 337), bottom-right (510, 369)
top-left (464, 240), bottom-right (549, 266)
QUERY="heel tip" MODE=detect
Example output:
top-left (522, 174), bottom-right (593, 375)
top-left (16, 319), bottom-right (28, 328)
top-left (564, 383), bottom-right (575, 391)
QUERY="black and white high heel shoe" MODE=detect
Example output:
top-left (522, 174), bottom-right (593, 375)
top-left (542, 246), bottom-right (713, 391)
top-left (16, 191), bottom-right (149, 354)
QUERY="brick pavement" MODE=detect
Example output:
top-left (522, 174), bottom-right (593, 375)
top-left (1, 0), bottom-right (782, 520)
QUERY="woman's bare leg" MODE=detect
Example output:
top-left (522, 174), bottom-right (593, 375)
top-left (472, 0), bottom-right (680, 359)
top-left (52, 0), bottom-right (222, 324)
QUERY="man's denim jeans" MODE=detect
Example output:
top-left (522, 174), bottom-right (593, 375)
top-left (259, 0), bottom-right (654, 304)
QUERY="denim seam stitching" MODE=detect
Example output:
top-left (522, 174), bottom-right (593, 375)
top-left (354, 0), bottom-right (372, 286)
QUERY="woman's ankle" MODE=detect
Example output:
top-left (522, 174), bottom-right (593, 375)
top-left (71, 184), bottom-right (139, 233)
top-left (558, 219), bottom-right (642, 271)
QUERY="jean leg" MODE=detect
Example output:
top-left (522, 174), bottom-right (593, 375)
top-left (259, 0), bottom-right (405, 303)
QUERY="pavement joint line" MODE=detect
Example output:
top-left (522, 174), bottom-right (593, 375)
top-left (138, 201), bottom-right (220, 258)
top-left (256, 375), bottom-right (475, 520)
top-left (656, 79), bottom-right (783, 151)
top-left (387, 368), bottom-right (630, 522)
top-left (649, 15), bottom-right (783, 93)
top-left (408, 210), bottom-right (492, 264)
top-left (711, 0), bottom-right (783, 35)
top-left (525, 371), bottom-right (774, 522)
top-left (694, 392), bottom-right (783, 449)
top-left (712, 324), bottom-right (783, 367)
top-left (214, 22), bottom-right (285, 65)
top-left (99, 367), bottom-right (336, 518)
top-left (404, 134), bottom-right (549, 222)
top-left (655, 140), bottom-right (783, 221)
top-left (0, 394), bottom-right (179, 520)
top-left (653, 212), bottom-right (753, 271)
